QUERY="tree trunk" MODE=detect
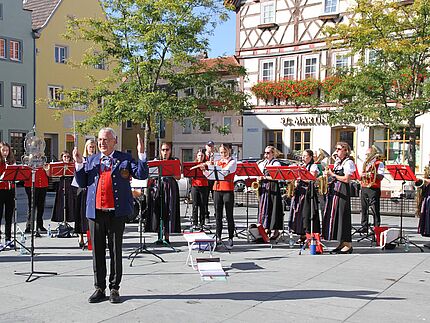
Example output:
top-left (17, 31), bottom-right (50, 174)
top-left (408, 116), bottom-right (417, 174)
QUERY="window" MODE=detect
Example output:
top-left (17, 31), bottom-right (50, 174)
top-left (200, 117), bottom-right (211, 133)
top-left (223, 116), bottom-right (232, 132)
top-left (125, 120), bottom-right (132, 129)
top-left (10, 131), bottom-right (26, 162)
top-left (372, 126), bottom-right (420, 170)
top-left (183, 118), bottom-right (192, 134)
top-left (292, 129), bottom-right (310, 151)
top-left (281, 58), bottom-right (296, 80)
top-left (323, 0), bottom-right (338, 14)
top-left (185, 87), bottom-right (194, 97)
top-left (0, 4), bottom-right (3, 20)
top-left (303, 56), bottom-right (318, 79)
top-left (48, 86), bottom-right (62, 108)
top-left (266, 130), bottom-right (283, 152)
top-left (333, 52), bottom-right (349, 69)
top-left (55, 45), bottom-right (68, 64)
top-left (9, 40), bottom-right (21, 62)
top-left (182, 149), bottom-right (193, 162)
top-left (260, 59), bottom-right (275, 81)
top-left (366, 49), bottom-right (379, 64)
top-left (94, 58), bottom-right (106, 70)
top-left (11, 84), bottom-right (25, 107)
top-left (0, 81), bottom-right (3, 107)
top-left (261, 1), bottom-right (275, 24)
top-left (0, 38), bottom-right (6, 59)
top-left (65, 133), bottom-right (75, 154)
top-left (97, 97), bottom-right (104, 109)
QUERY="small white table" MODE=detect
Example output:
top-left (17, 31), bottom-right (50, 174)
top-left (183, 232), bottom-right (216, 269)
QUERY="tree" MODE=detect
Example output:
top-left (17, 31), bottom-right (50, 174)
top-left (57, 0), bottom-right (249, 153)
top-left (320, 0), bottom-right (430, 172)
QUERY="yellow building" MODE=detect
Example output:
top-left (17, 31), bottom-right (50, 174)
top-left (24, 0), bottom-right (111, 160)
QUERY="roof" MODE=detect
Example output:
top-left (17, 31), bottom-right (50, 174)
top-left (23, 0), bottom-right (62, 30)
top-left (198, 56), bottom-right (240, 74)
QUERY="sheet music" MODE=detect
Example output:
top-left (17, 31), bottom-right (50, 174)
top-left (204, 165), bottom-right (229, 181)
top-left (130, 177), bottom-right (148, 188)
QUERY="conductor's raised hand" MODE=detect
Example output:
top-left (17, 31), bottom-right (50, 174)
top-left (137, 134), bottom-right (144, 154)
top-left (73, 147), bottom-right (83, 164)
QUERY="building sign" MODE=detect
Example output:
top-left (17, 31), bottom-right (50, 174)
top-left (281, 115), bottom-right (328, 126)
top-left (246, 128), bottom-right (259, 133)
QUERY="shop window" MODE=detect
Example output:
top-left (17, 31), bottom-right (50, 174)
top-left (266, 129), bottom-right (283, 152)
top-left (372, 126), bottom-right (420, 168)
top-left (292, 129), bottom-right (310, 152)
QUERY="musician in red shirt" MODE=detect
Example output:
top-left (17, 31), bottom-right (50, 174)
top-left (210, 144), bottom-right (237, 249)
top-left (0, 142), bottom-right (16, 247)
top-left (24, 165), bottom-right (49, 234)
top-left (191, 149), bottom-right (209, 230)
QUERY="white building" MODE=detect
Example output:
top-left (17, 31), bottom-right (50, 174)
top-left (232, 0), bottom-right (428, 185)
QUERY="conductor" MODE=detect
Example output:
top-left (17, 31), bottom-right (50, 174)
top-left (73, 127), bottom-right (148, 304)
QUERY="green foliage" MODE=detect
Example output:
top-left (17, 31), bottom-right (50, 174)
top-left (56, 0), bottom-right (249, 138)
top-left (318, 0), bottom-right (430, 169)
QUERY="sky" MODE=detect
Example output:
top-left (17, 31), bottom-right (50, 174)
top-left (207, 11), bottom-right (236, 58)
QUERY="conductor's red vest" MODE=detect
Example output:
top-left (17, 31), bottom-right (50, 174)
top-left (96, 167), bottom-right (115, 209)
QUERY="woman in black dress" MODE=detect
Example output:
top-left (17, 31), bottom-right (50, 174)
top-left (289, 149), bottom-right (320, 240)
top-left (74, 139), bottom-right (96, 248)
top-left (146, 142), bottom-right (181, 243)
top-left (51, 151), bottom-right (77, 228)
top-left (257, 145), bottom-right (284, 240)
top-left (322, 142), bottom-right (355, 254)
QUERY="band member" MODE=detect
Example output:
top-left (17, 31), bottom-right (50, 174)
top-left (0, 142), bottom-right (16, 247)
top-left (51, 151), bottom-right (77, 225)
top-left (146, 142), bottom-right (181, 243)
top-left (204, 140), bottom-right (216, 222)
top-left (289, 149), bottom-right (320, 239)
top-left (74, 128), bottom-right (148, 304)
top-left (24, 165), bottom-right (49, 234)
top-left (257, 145), bottom-right (284, 240)
top-left (418, 161), bottom-right (430, 243)
top-left (359, 147), bottom-right (384, 232)
top-left (74, 139), bottom-right (97, 248)
top-left (322, 142), bottom-right (355, 254)
top-left (191, 149), bottom-right (209, 230)
top-left (211, 143), bottom-right (237, 249)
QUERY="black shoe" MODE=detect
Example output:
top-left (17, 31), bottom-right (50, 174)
top-left (109, 289), bottom-right (121, 303)
top-left (88, 288), bottom-right (106, 303)
top-left (330, 246), bottom-right (342, 254)
top-left (38, 227), bottom-right (48, 233)
top-left (338, 247), bottom-right (353, 254)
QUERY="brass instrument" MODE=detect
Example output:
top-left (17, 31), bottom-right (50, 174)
top-left (415, 165), bottom-right (430, 216)
top-left (360, 145), bottom-right (382, 188)
top-left (315, 149), bottom-right (330, 195)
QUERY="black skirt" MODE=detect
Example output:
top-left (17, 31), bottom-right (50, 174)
top-left (51, 177), bottom-right (77, 223)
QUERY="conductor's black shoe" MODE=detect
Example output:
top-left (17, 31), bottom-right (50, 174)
top-left (109, 289), bottom-right (121, 303)
top-left (38, 227), bottom-right (47, 233)
top-left (88, 288), bottom-right (106, 303)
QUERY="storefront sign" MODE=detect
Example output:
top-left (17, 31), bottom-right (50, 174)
top-left (246, 128), bottom-right (259, 133)
top-left (281, 115), bottom-right (328, 126)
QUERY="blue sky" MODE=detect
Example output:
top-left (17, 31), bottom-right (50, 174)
top-left (207, 11), bottom-right (236, 58)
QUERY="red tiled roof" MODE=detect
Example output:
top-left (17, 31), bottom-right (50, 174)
top-left (198, 56), bottom-right (240, 72)
top-left (23, 0), bottom-right (62, 30)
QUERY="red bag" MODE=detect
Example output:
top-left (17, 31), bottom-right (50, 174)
top-left (86, 230), bottom-right (92, 251)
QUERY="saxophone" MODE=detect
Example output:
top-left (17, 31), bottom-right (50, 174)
top-left (360, 146), bottom-right (381, 188)
top-left (315, 149), bottom-right (330, 195)
top-left (250, 159), bottom-right (264, 200)
top-left (415, 165), bottom-right (430, 216)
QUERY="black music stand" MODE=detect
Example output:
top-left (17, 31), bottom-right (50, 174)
top-left (128, 188), bottom-right (164, 266)
top-left (183, 162), bottom-right (212, 233)
top-left (235, 163), bottom-right (263, 241)
top-left (0, 165), bottom-right (31, 253)
top-left (48, 162), bottom-right (75, 237)
top-left (386, 164), bottom-right (423, 252)
top-left (15, 166), bottom-right (57, 282)
top-left (148, 159), bottom-right (181, 251)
